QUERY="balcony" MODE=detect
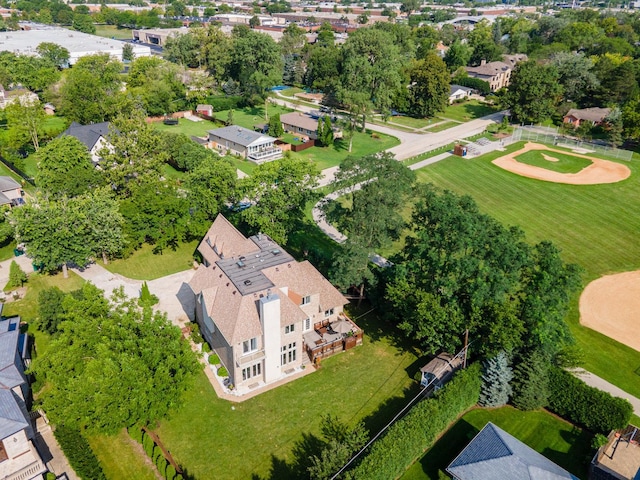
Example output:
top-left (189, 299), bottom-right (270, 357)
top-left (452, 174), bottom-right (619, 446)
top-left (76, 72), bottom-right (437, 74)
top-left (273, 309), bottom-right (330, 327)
top-left (248, 146), bottom-right (283, 164)
top-left (303, 313), bottom-right (363, 364)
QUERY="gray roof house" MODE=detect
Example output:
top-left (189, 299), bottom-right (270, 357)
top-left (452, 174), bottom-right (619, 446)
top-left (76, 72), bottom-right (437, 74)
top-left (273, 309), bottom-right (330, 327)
top-left (447, 422), bottom-right (580, 480)
top-left (280, 112), bottom-right (320, 140)
top-left (208, 125), bottom-right (282, 164)
top-left (60, 121), bottom-right (113, 163)
top-left (0, 177), bottom-right (23, 207)
top-left (449, 85), bottom-right (472, 103)
top-left (563, 107), bottom-right (611, 128)
top-left (0, 316), bottom-right (46, 480)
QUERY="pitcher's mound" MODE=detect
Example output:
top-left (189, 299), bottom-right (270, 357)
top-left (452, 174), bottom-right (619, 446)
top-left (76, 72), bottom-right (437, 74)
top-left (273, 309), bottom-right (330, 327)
top-left (580, 271), bottom-right (640, 352)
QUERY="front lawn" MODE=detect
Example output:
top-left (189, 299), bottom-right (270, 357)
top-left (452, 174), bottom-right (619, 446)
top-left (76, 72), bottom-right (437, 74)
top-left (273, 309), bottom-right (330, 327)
top-left (425, 121), bottom-right (459, 133)
top-left (440, 100), bottom-right (499, 122)
top-left (389, 116), bottom-right (434, 130)
top-left (515, 149), bottom-right (593, 174)
top-left (101, 241), bottom-right (199, 280)
top-left (88, 430), bottom-right (158, 480)
top-left (401, 406), bottom-right (593, 480)
top-left (156, 307), bottom-right (420, 479)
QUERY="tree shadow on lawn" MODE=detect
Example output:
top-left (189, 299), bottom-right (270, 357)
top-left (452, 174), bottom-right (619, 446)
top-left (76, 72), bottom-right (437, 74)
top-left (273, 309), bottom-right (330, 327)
top-left (543, 427), bottom-right (592, 479)
top-left (459, 103), bottom-right (496, 120)
top-left (252, 432), bottom-right (325, 480)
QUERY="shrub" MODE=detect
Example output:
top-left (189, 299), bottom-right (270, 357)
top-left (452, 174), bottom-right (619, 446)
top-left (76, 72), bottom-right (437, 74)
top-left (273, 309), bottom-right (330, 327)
top-left (218, 366), bottom-right (228, 377)
top-left (206, 95), bottom-right (243, 112)
top-left (139, 281), bottom-right (159, 308)
top-left (452, 76), bottom-right (491, 95)
top-left (37, 287), bottom-right (66, 335)
top-left (53, 425), bottom-right (106, 480)
top-left (511, 350), bottom-right (549, 411)
top-left (592, 433), bottom-right (609, 451)
top-left (209, 353), bottom-right (220, 365)
top-left (548, 367), bottom-right (633, 434)
top-left (189, 322), bottom-right (204, 344)
top-left (128, 426), bottom-right (144, 444)
top-left (7, 260), bottom-right (27, 288)
top-left (202, 342), bottom-right (211, 353)
top-left (347, 364), bottom-right (481, 480)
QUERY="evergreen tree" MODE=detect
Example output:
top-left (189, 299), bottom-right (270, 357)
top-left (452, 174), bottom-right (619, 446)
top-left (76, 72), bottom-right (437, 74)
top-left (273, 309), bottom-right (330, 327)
top-left (316, 118), bottom-right (325, 146)
top-left (8, 261), bottom-right (27, 288)
top-left (268, 113), bottom-right (283, 137)
top-left (479, 351), bottom-right (513, 407)
top-left (322, 116), bottom-right (334, 146)
top-left (511, 350), bottom-right (550, 411)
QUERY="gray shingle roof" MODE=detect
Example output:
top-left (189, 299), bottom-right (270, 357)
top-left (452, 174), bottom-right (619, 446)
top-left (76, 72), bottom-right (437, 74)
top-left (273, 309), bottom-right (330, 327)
top-left (450, 85), bottom-right (471, 95)
top-left (447, 422), bottom-right (580, 480)
top-left (60, 121), bottom-right (110, 150)
top-left (0, 389), bottom-right (31, 440)
top-left (0, 317), bottom-right (26, 391)
top-left (0, 176), bottom-right (21, 193)
top-left (208, 125), bottom-right (276, 148)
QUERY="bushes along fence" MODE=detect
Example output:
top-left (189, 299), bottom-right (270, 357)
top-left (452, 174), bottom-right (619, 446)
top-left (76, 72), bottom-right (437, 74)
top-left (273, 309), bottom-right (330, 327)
top-left (53, 425), bottom-right (106, 480)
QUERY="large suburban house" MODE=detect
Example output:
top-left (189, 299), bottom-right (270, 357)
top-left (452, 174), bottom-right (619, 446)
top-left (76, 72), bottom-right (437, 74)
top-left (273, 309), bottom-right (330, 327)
top-left (563, 107), bottom-right (611, 128)
top-left (465, 54), bottom-right (528, 92)
top-left (0, 177), bottom-right (24, 208)
top-left (188, 215), bottom-right (362, 395)
top-left (60, 121), bottom-right (112, 164)
top-left (447, 422), bottom-right (579, 480)
top-left (280, 112), bottom-right (320, 140)
top-left (207, 126), bottom-right (282, 164)
top-left (0, 315), bottom-right (47, 480)
top-left (0, 85), bottom-right (38, 110)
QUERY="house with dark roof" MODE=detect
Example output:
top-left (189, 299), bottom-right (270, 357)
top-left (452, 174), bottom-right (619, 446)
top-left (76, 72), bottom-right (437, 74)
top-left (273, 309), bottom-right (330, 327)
top-left (188, 214), bottom-right (362, 395)
top-left (563, 107), bottom-right (611, 128)
top-left (0, 177), bottom-right (23, 208)
top-left (207, 125), bottom-right (282, 164)
top-left (449, 85), bottom-right (472, 104)
top-left (447, 422), bottom-right (579, 480)
top-left (0, 316), bottom-right (46, 480)
top-left (60, 121), bottom-right (112, 164)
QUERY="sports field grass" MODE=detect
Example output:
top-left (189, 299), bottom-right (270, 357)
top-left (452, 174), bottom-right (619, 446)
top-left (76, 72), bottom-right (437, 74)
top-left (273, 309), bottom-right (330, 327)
top-left (515, 149), bottom-right (593, 174)
top-left (414, 141), bottom-right (640, 397)
top-left (401, 406), bottom-right (592, 480)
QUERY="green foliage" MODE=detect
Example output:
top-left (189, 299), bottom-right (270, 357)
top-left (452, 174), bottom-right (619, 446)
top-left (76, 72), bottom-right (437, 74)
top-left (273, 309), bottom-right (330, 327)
top-left (218, 366), bottom-right (229, 377)
top-left (208, 353), bottom-right (219, 364)
top-left (268, 113), bottom-right (284, 137)
top-left (479, 351), bottom-right (513, 407)
top-left (189, 322), bottom-right (203, 344)
top-left (511, 350), bottom-right (550, 411)
top-left (37, 286), bottom-right (66, 335)
top-left (32, 284), bottom-right (199, 434)
top-left (139, 281), bottom-right (159, 308)
top-left (7, 260), bottom-right (27, 288)
top-left (408, 53), bottom-right (450, 119)
top-left (53, 425), bottom-right (107, 480)
top-left (206, 95), bottom-right (243, 112)
top-left (505, 60), bottom-right (563, 124)
top-left (346, 364), bottom-right (481, 480)
top-left (451, 75), bottom-right (491, 96)
top-left (591, 433), bottom-right (609, 451)
top-left (202, 342), bottom-right (211, 353)
top-left (548, 368), bottom-right (632, 434)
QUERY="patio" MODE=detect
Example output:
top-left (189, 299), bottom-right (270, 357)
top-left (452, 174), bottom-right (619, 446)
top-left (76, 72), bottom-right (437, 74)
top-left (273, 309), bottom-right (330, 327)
top-left (303, 313), bottom-right (363, 364)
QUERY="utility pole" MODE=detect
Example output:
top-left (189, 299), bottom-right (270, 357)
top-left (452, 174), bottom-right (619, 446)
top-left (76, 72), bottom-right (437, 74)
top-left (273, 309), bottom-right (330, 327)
top-left (463, 329), bottom-right (469, 368)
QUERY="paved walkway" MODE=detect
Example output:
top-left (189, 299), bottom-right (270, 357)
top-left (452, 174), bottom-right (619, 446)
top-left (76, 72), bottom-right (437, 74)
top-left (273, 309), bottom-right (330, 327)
top-left (572, 368), bottom-right (640, 416)
top-left (33, 417), bottom-right (80, 480)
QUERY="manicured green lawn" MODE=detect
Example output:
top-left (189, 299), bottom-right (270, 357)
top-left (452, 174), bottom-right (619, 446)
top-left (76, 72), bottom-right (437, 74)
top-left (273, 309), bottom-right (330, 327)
top-left (101, 241), bottom-right (199, 280)
top-left (161, 163), bottom-right (187, 180)
top-left (216, 104), bottom-right (295, 131)
top-left (278, 87), bottom-right (304, 98)
top-left (94, 24), bottom-right (133, 40)
top-left (229, 156), bottom-right (258, 176)
top-left (425, 121), bottom-right (459, 133)
top-left (414, 142), bottom-right (640, 397)
top-left (156, 307), bottom-right (420, 480)
top-left (390, 116), bottom-right (433, 129)
top-left (291, 130), bottom-right (400, 170)
top-left (515, 149), bottom-right (593, 174)
top-left (153, 117), bottom-right (220, 139)
top-left (401, 406), bottom-right (592, 480)
top-left (281, 132), bottom-right (305, 145)
top-left (440, 100), bottom-right (499, 122)
top-left (0, 242), bottom-right (16, 262)
top-left (88, 430), bottom-right (158, 480)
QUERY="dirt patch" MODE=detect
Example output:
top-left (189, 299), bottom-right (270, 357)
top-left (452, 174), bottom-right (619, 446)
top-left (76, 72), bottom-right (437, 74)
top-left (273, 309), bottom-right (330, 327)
top-left (580, 271), bottom-right (640, 353)
top-left (492, 142), bottom-right (631, 185)
top-left (541, 153), bottom-right (559, 162)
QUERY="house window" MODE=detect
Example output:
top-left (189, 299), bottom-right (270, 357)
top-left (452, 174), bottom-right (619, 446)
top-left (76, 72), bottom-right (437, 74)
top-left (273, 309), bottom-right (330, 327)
top-left (242, 337), bottom-right (258, 354)
top-left (281, 342), bottom-right (297, 365)
top-left (242, 362), bottom-right (262, 381)
top-left (301, 295), bottom-right (311, 305)
top-left (304, 318), bottom-right (311, 331)
top-left (324, 308), bottom-right (335, 318)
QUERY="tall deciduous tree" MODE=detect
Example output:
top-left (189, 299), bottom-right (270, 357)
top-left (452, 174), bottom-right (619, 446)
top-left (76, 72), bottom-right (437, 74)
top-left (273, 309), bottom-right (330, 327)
top-left (32, 283), bottom-right (198, 433)
top-left (505, 60), bottom-right (562, 124)
top-left (408, 53), bottom-right (450, 118)
top-left (444, 39), bottom-right (472, 72)
top-left (35, 136), bottom-right (101, 197)
top-left (4, 97), bottom-right (47, 152)
top-left (185, 156), bottom-right (237, 223)
top-left (550, 52), bottom-right (599, 105)
top-left (241, 157), bottom-right (320, 244)
top-left (36, 42), bottom-right (70, 68)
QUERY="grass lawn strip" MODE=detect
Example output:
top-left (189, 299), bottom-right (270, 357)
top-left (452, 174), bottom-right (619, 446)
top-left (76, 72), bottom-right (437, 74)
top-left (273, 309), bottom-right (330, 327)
top-left (156, 308), bottom-right (419, 479)
top-left (94, 25), bottom-right (134, 40)
top-left (414, 142), bottom-right (640, 397)
top-left (88, 430), bottom-right (158, 480)
top-left (401, 406), bottom-right (592, 480)
top-left (424, 121), bottom-right (459, 133)
top-left (100, 241), bottom-right (198, 280)
top-left (515, 149), bottom-right (594, 174)
top-left (390, 116), bottom-right (434, 129)
top-left (440, 100), bottom-right (499, 123)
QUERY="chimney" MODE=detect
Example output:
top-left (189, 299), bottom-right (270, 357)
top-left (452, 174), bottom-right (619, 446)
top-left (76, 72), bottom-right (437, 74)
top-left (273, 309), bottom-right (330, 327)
top-left (480, 59), bottom-right (486, 66)
top-left (259, 292), bottom-right (281, 383)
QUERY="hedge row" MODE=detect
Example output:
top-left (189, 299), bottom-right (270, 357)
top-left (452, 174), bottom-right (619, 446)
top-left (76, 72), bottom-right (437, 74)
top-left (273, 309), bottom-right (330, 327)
top-left (452, 76), bottom-right (491, 96)
top-left (129, 427), bottom-right (184, 480)
top-left (53, 425), bottom-right (106, 480)
top-left (347, 363), bottom-right (482, 480)
top-left (548, 368), bottom-right (633, 434)
top-left (204, 95), bottom-right (243, 112)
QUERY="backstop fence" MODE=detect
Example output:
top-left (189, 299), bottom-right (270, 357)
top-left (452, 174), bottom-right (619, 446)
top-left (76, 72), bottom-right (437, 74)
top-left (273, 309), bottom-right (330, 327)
top-left (507, 126), bottom-right (634, 161)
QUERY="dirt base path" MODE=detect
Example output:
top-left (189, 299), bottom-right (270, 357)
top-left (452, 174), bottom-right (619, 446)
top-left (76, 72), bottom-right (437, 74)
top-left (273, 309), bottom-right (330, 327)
top-left (492, 142), bottom-right (631, 185)
top-left (580, 270), bottom-right (640, 352)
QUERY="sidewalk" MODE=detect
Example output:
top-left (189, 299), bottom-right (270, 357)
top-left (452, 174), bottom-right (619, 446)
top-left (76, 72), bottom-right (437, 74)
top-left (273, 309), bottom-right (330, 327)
top-left (572, 368), bottom-right (640, 416)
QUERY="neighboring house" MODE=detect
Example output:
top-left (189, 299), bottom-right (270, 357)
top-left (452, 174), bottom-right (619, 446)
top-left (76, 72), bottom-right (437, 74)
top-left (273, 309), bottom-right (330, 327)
top-left (0, 177), bottom-right (24, 208)
top-left (449, 85), bottom-right (472, 104)
top-left (60, 121), bottom-right (112, 164)
top-left (207, 126), bottom-right (282, 163)
top-left (447, 422), bottom-right (579, 480)
top-left (563, 107), bottom-right (611, 128)
top-left (435, 41), bottom-right (449, 58)
top-left (280, 112), bottom-right (320, 140)
top-left (189, 215), bottom-right (362, 395)
top-left (590, 424), bottom-right (640, 480)
top-left (43, 103), bottom-right (56, 116)
top-left (195, 104), bottom-right (214, 117)
top-left (419, 352), bottom-right (463, 389)
top-left (0, 315), bottom-right (47, 480)
top-left (0, 85), bottom-right (38, 110)
top-left (465, 54), bottom-right (528, 92)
